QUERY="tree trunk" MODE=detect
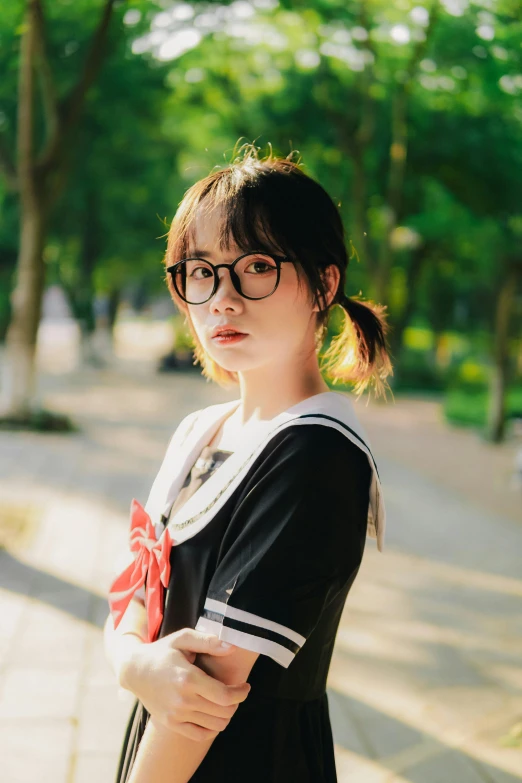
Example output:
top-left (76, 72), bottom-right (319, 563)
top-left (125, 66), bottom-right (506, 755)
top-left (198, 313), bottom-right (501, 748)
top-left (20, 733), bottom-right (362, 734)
top-left (0, 3), bottom-right (45, 418)
top-left (1, 195), bottom-right (46, 416)
top-left (486, 266), bottom-right (517, 442)
top-left (0, 0), bottom-right (116, 420)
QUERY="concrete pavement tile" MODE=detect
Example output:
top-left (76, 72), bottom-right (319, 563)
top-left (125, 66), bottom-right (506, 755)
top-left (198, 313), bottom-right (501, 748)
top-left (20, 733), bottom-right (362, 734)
top-left (76, 677), bottom-right (132, 753)
top-left (91, 590), bottom-right (112, 628)
top-left (4, 612), bottom-right (88, 667)
top-left (0, 667), bottom-right (80, 719)
top-left (461, 713), bottom-right (522, 778)
top-left (328, 655), bottom-right (427, 727)
top-left (328, 688), bottom-right (373, 757)
top-left (31, 577), bottom-right (93, 619)
top-left (35, 503), bottom-right (100, 582)
top-left (0, 717), bottom-right (73, 783)
top-left (84, 641), bottom-right (119, 686)
top-left (356, 710), bottom-right (430, 761)
top-left (409, 643), bottom-right (491, 689)
top-left (0, 588), bottom-right (26, 641)
top-left (72, 753), bottom-right (120, 783)
top-left (401, 747), bottom-right (495, 783)
top-left (334, 745), bottom-right (397, 782)
top-left (420, 686), bottom-right (511, 737)
top-left (0, 550), bottom-right (37, 596)
top-left (488, 658), bottom-right (522, 692)
top-left (475, 762), bottom-right (522, 783)
top-left (20, 596), bottom-right (89, 633)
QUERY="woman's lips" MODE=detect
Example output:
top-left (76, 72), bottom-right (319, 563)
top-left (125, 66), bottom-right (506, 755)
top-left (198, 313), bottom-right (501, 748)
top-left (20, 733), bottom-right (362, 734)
top-left (211, 332), bottom-right (248, 345)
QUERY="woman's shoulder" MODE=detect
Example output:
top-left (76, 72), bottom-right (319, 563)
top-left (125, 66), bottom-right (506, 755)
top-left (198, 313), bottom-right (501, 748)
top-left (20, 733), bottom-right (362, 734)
top-left (270, 421), bottom-right (370, 461)
top-left (249, 422), bottom-right (372, 491)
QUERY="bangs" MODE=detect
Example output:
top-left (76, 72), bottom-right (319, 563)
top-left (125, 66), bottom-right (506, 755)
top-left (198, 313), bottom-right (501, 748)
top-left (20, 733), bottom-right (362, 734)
top-left (187, 201), bottom-right (284, 258)
top-left (167, 161), bottom-right (312, 268)
top-left (164, 152), bottom-right (344, 311)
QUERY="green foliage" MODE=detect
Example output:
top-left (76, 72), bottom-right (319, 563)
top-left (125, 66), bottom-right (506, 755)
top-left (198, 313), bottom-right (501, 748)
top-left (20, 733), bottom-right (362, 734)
top-left (0, 408), bottom-right (79, 433)
top-left (443, 384), bottom-right (522, 429)
top-left (0, 0), bottom-right (520, 421)
top-left (443, 351), bottom-right (522, 427)
top-left (391, 347), bottom-right (446, 392)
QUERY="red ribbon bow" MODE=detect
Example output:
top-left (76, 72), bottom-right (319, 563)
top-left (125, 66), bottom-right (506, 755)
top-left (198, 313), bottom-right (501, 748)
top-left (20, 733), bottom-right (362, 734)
top-left (108, 499), bottom-right (173, 643)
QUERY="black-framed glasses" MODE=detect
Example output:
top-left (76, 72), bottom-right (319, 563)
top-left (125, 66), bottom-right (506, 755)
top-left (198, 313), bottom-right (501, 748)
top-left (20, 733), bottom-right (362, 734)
top-left (166, 251), bottom-right (293, 305)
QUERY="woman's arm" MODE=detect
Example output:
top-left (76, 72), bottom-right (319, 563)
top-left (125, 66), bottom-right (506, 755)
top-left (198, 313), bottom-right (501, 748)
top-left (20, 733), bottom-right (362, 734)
top-left (104, 598), bottom-right (148, 685)
top-left (127, 647), bottom-right (259, 783)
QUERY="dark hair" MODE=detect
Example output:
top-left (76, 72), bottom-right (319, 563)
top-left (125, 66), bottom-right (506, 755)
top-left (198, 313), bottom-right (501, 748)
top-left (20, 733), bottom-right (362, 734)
top-left (163, 143), bottom-right (393, 399)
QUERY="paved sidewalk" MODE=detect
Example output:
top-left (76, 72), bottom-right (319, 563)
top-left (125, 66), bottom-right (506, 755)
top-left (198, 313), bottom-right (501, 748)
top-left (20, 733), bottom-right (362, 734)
top-left (0, 366), bottom-right (521, 782)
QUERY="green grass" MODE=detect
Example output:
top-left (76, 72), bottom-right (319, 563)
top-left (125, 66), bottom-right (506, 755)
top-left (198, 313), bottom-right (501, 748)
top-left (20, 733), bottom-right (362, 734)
top-left (443, 385), bottom-right (522, 428)
top-left (0, 408), bottom-right (79, 433)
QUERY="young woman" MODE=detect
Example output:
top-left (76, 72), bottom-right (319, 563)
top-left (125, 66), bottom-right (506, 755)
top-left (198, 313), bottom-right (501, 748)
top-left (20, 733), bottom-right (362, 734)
top-left (104, 146), bottom-right (392, 783)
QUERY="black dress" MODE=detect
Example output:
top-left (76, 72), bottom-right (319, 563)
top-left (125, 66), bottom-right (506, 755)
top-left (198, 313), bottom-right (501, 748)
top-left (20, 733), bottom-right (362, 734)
top-left (116, 424), bottom-right (372, 783)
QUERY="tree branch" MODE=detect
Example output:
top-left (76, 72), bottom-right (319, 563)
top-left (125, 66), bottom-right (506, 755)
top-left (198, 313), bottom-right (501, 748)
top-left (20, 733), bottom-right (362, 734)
top-left (36, 0), bottom-right (117, 173)
top-left (17, 3), bottom-right (37, 200)
top-left (32, 0), bottom-right (60, 160)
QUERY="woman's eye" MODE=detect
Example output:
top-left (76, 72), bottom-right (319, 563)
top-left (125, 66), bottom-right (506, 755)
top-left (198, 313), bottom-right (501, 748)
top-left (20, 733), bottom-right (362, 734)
top-left (190, 266), bottom-right (212, 279)
top-left (246, 261), bottom-right (276, 274)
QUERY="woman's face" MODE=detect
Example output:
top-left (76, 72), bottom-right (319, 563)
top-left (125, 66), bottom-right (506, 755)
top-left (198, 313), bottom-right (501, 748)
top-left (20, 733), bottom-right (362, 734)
top-left (183, 204), bottom-right (323, 375)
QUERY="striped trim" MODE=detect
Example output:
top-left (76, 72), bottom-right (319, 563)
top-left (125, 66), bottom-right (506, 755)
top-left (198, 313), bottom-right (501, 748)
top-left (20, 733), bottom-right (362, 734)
top-left (196, 597), bottom-right (306, 668)
top-left (202, 610), bottom-right (301, 654)
top-left (195, 617), bottom-right (296, 668)
top-left (204, 597), bottom-right (305, 646)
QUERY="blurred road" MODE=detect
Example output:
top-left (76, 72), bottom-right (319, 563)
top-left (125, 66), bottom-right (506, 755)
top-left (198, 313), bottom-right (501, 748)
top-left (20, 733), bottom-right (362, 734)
top-left (0, 364), bottom-right (521, 782)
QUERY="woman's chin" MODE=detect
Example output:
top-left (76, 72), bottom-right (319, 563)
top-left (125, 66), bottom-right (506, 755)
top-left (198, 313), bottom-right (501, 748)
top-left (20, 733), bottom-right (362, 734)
top-left (207, 351), bottom-right (258, 374)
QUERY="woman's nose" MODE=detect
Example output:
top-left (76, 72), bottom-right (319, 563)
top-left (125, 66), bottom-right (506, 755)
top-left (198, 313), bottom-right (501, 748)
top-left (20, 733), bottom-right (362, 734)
top-left (210, 268), bottom-right (243, 310)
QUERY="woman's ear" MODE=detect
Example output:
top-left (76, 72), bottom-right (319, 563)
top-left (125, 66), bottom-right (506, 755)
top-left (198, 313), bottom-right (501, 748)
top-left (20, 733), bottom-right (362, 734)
top-left (325, 264), bottom-right (341, 307)
top-left (312, 265), bottom-right (341, 313)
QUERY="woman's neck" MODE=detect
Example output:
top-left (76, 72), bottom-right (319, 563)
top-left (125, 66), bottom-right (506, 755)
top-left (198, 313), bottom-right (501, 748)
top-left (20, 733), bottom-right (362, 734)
top-left (206, 406), bottom-right (243, 451)
top-left (208, 379), bottom-right (331, 452)
top-left (237, 367), bottom-right (330, 423)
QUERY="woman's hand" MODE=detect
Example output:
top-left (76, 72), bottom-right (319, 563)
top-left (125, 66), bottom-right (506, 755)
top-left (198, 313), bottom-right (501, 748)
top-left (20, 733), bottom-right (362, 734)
top-left (120, 628), bottom-right (251, 741)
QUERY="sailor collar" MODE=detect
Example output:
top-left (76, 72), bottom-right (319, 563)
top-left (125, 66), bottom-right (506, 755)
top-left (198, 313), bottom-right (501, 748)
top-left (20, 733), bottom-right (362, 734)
top-left (144, 390), bottom-right (386, 553)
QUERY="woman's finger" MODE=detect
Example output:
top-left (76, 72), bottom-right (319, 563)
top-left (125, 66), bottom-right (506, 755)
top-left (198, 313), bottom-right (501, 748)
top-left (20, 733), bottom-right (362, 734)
top-left (175, 722), bottom-right (219, 742)
top-left (190, 692), bottom-right (239, 720)
top-left (184, 710), bottom-right (230, 732)
top-left (192, 667), bottom-right (251, 706)
top-left (170, 629), bottom-right (237, 657)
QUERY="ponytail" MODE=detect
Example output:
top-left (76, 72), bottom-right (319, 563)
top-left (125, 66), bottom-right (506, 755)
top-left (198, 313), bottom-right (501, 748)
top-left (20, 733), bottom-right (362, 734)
top-left (319, 293), bottom-right (394, 400)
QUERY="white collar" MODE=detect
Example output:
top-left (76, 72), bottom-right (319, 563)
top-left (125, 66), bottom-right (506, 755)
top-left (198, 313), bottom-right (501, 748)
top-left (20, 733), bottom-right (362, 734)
top-left (144, 391), bottom-right (386, 551)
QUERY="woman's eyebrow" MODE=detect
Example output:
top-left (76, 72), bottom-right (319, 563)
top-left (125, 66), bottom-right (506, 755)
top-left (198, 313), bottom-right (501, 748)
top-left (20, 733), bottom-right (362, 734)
top-left (190, 248), bottom-right (239, 261)
top-left (191, 248), bottom-right (211, 257)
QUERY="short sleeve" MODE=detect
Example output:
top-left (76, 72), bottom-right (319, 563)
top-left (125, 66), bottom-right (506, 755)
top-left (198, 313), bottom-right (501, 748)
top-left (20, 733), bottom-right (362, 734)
top-left (195, 425), bottom-right (372, 668)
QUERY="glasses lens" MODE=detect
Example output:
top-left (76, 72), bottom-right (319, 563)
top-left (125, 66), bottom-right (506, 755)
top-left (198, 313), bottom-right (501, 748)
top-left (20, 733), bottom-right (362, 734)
top-left (236, 253), bottom-right (279, 299)
top-left (175, 254), bottom-right (280, 303)
top-left (176, 259), bottom-right (215, 304)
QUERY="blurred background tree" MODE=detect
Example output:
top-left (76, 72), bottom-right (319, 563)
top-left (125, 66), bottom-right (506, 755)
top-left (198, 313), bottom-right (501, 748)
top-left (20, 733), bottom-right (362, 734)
top-left (0, 0), bottom-right (520, 439)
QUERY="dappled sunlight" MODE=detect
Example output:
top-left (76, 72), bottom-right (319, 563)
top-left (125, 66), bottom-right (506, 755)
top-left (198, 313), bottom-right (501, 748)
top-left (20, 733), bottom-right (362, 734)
top-left (328, 543), bottom-right (522, 778)
top-left (334, 743), bottom-right (411, 782)
top-left (336, 624), bottom-right (430, 665)
top-left (0, 486), bottom-right (126, 590)
top-left (362, 546), bottom-right (522, 598)
top-left (329, 659), bottom-right (522, 779)
top-left (1, 371), bottom-right (521, 781)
